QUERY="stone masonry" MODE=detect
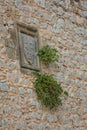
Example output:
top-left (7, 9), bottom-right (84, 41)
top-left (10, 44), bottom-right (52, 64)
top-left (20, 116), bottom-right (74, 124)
top-left (0, 0), bottom-right (87, 130)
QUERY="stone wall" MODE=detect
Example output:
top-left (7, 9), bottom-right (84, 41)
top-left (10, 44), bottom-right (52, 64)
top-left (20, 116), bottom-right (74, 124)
top-left (0, 0), bottom-right (87, 129)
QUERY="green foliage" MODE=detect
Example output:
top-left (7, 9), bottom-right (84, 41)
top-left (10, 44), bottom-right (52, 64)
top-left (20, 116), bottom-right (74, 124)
top-left (64, 91), bottom-right (68, 96)
top-left (38, 45), bottom-right (58, 63)
top-left (33, 72), bottom-right (68, 109)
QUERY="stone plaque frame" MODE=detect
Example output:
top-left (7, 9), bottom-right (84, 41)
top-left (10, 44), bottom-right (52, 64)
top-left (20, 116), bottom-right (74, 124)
top-left (16, 23), bottom-right (40, 72)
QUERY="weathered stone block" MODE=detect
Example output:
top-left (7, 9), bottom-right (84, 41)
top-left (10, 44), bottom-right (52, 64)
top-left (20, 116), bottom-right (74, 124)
top-left (75, 27), bottom-right (87, 35)
top-left (79, 39), bottom-right (87, 45)
top-left (0, 5), bottom-right (5, 13)
top-left (16, 22), bottom-right (40, 72)
top-left (0, 82), bottom-right (9, 92)
top-left (53, 0), bottom-right (61, 4)
top-left (19, 87), bottom-right (25, 95)
top-left (58, 7), bottom-right (64, 15)
top-left (38, 9), bottom-right (43, 17)
top-left (0, 60), bottom-right (3, 68)
top-left (13, 107), bottom-right (22, 117)
top-left (28, 89), bottom-right (35, 98)
top-left (7, 61), bottom-right (15, 70)
top-left (15, 121), bottom-right (22, 129)
top-left (46, 2), bottom-right (51, 10)
top-left (84, 101), bottom-right (87, 112)
top-left (47, 115), bottom-right (57, 123)
top-left (1, 118), bottom-right (9, 127)
top-left (81, 1), bottom-right (87, 9)
top-left (36, 0), bottom-right (45, 7)
top-left (3, 104), bottom-right (10, 114)
top-left (52, 18), bottom-right (65, 33)
top-left (41, 22), bottom-right (47, 29)
top-left (80, 11), bottom-right (87, 18)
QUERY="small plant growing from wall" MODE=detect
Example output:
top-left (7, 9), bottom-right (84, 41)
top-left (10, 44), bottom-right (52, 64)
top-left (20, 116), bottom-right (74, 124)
top-left (33, 45), bottom-right (68, 109)
top-left (38, 45), bottom-right (58, 64)
top-left (33, 72), bottom-right (68, 109)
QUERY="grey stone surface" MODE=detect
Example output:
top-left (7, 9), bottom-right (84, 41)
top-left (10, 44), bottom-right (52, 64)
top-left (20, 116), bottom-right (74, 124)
top-left (0, 60), bottom-right (3, 67)
top-left (28, 122), bottom-right (38, 129)
top-left (7, 61), bottom-right (15, 70)
top-left (59, 1), bottom-right (65, 8)
top-left (17, 23), bottom-right (40, 71)
top-left (44, 13), bottom-right (52, 21)
top-left (81, 1), bottom-right (87, 9)
top-left (65, 0), bottom-right (70, 9)
top-left (70, 13), bottom-right (76, 23)
top-left (0, 5), bottom-right (5, 13)
top-left (53, 0), bottom-right (61, 4)
top-left (13, 107), bottom-right (22, 117)
top-left (56, 127), bottom-right (61, 130)
top-left (75, 80), bottom-right (83, 88)
top-left (0, 16), bottom-right (3, 24)
top-left (41, 22), bottom-right (47, 29)
top-left (80, 11), bottom-right (87, 18)
top-left (29, 100), bottom-right (41, 108)
top-left (74, 120), bottom-right (86, 127)
top-left (56, 72), bottom-right (63, 82)
top-left (38, 124), bottom-right (44, 130)
top-left (0, 93), bottom-right (6, 99)
top-left (19, 87), bottom-right (25, 95)
top-left (0, 47), bottom-right (6, 54)
top-left (28, 89), bottom-right (35, 98)
top-left (46, 2), bottom-right (51, 10)
top-left (20, 78), bottom-right (27, 85)
top-left (36, 0), bottom-right (45, 7)
top-left (84, 101), bottom-right (87, 112)
top-left (47, 115), bottom-right (57, 123)
top-left (79, 38), bottom-right (87, 45)
top-left (0, 26), bottom-right (8, 35)
top-left (52, 5), bottom-right (58, 12)
top-left (15, 121), bottom-right (22, 129)
top-left (76, 128), bottom-right (86, 130)
top-left (1, 118), bottom-right (9, 127)
top-left (29, 17), bottom-right (39, 24)
top-left (58, 7), bottom-right (64, 15)
top-left (0, 82), bottom-right (9, 92)
top-left (22, 5), bottom-right (31, 12)
top-left (69, 107), bottom-right (77, 113)
top-left (83, 72), bottom-right (87, 80)
top-left (64, 127), bottom-right (72, 130)
top-left (44, 123), bottom-right (54, 130)
top-left (13, 72), bottom-right (19, 82)
top-left (0, 38), bottom-right (5, 45)
top-left (60, 116), bottom-right (70, 124)
top-left (7, 49), bottom-right (15, 60)
top-left (22, 121), bottom-right (27, 129)
top-left (52, 18), bottom-right (65, 33)
top-left (38, 9), bottom-right (43, 17)
top-left (29, 112), bottom-right (41, 119)
top-left (7, 19), bottom-right (14, 27)
top-left (3, 104), bottom-right (10, 114)
top-left (15, 0), bottom-right (22, 7)
top-left (75, 27), bottom-right (87, 35)
top-left (77, 91), bottom-right (87, 98)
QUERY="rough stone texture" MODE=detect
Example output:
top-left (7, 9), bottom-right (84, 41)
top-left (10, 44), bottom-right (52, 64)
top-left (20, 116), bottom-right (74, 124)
top-left (0, 0), bottom-right (87, 130)
top-left (0, 82), bottom-right (9, 92)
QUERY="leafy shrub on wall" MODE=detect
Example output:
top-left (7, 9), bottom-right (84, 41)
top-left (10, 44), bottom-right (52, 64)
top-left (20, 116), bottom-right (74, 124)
top-left (38, 45), bottom-right (58, 64)
top-left (33, 72), bottom-right (68, 109)
top-left (33, 45), bottom-right (68, 109)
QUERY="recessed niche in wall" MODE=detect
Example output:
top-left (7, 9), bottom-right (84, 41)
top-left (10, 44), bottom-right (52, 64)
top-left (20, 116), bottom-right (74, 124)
top-left (17, 23), bottom-right (40, 73)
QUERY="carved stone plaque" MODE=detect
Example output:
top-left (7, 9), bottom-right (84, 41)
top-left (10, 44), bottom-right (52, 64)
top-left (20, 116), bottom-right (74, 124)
top-left (17, 23), bottom-right (40, 71)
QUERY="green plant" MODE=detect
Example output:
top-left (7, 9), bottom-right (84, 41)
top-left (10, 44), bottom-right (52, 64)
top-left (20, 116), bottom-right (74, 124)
top-left (38, 45), bottom-right (58, 64)
top-left (33, 72), bottom-right (68, 109)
